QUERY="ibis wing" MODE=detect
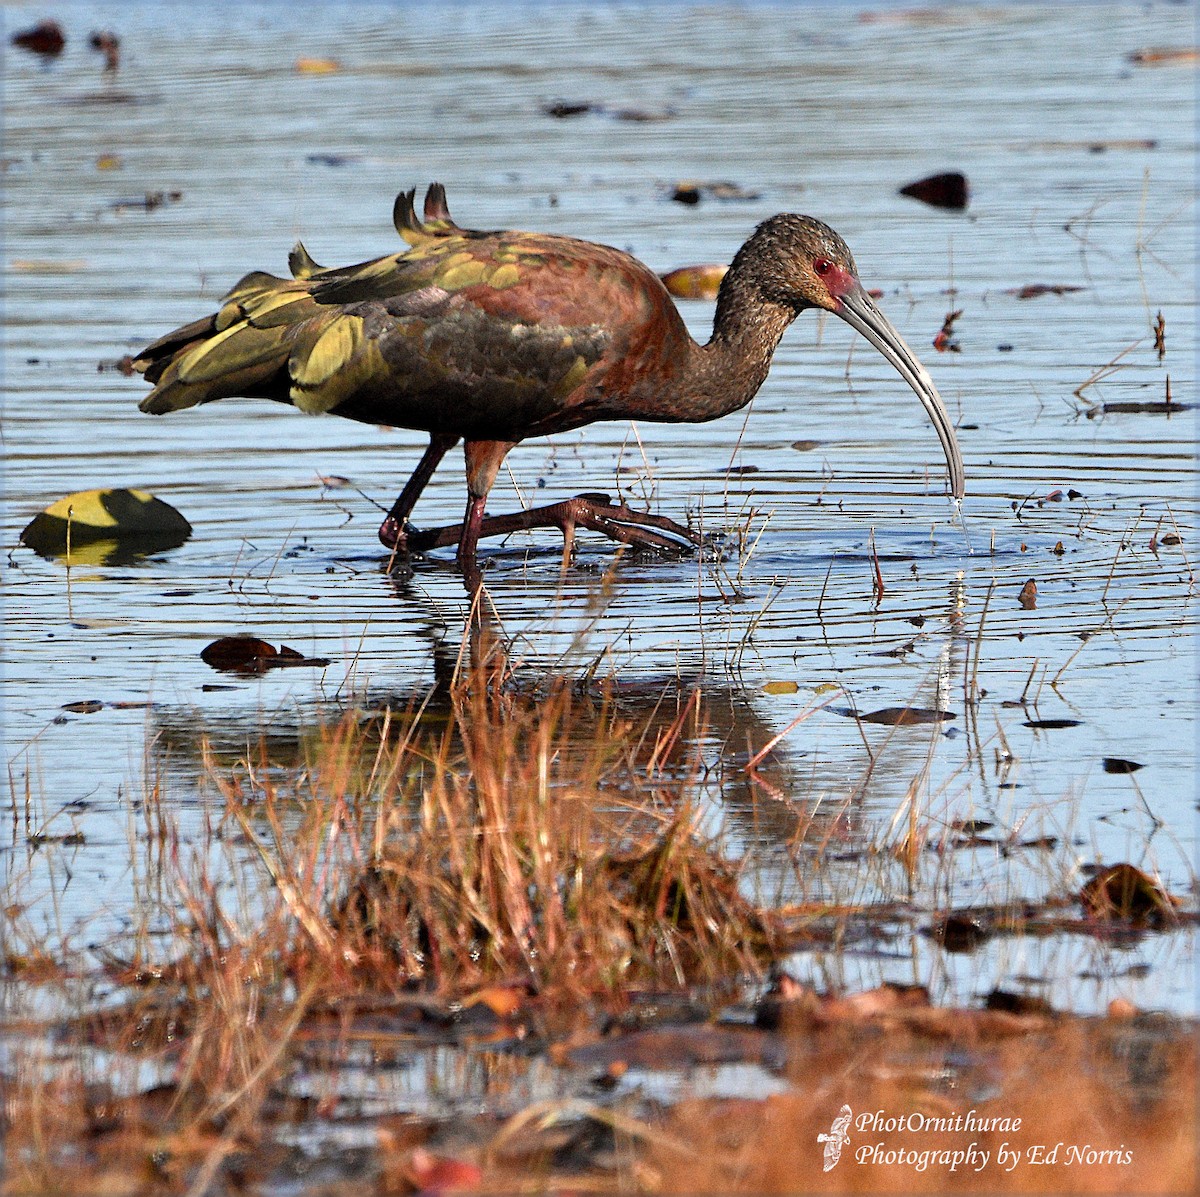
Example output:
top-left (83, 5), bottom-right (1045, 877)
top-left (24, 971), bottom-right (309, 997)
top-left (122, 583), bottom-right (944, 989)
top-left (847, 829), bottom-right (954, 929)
top-left (136, 226), bottom-right (631, 440)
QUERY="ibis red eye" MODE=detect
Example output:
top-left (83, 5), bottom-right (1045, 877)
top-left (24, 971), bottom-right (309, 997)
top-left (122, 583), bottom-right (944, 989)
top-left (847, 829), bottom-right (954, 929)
top-left (814, 258), bottom-right (833, 276)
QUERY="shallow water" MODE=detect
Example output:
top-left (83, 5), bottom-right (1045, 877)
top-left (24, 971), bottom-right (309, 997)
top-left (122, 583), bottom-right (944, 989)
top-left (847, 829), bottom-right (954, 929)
top-left (4, 0), bottom-right (1196, 1031)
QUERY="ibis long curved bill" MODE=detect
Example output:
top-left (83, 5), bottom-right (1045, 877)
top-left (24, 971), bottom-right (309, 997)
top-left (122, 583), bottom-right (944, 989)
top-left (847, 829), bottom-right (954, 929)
top-left (835, 283), bottom-right (966, 500)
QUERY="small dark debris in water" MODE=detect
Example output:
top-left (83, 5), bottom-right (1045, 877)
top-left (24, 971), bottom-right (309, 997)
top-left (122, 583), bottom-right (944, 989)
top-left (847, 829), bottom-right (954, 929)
top-left (906, 615), bottom-right (925, 628)
top-left (1159, 532), bottom-right (1182, 546)
top-left (200, 635), bottom-right (332, 675)
top-left (1009, 283), bottom-right (1085, 299)
top-left (305, 153), bottom-right (363, 168)
top-left (1153, 310), bottom-right (1166, 360)
top-left (1091, 399), bottom-right (1193, 416)
top-left (1080, 863), bottom-right (1176, 926)
top-left (97, 355), bottom-right (136, 375)
top-left (898, 171), bottom-right (968, 210)
top-left (833, 706), bottom-right (955, 726)
top-left (28, 832), bottom-right (86, 848)
top-left (1052, 541), bottom-right (1065, 556)
top-left (611, 105), bottom-right (675, 122)
top-left (985, 990), bottom-right (1055, 1017)
top-left (61, 700), bottom-right (104, 715)
top-left (1017, 578), bottom-right (1037, 609)
top-left (1023, 718), bottom-right (1082, 730)
top-left (540, 100), bottom-right (674, 122)
top-left (950, 818), bottom-right (994, 835)
top-left (726, 464), bottom-right (760, 475)
top-left (89, 30), bottom-right (120, 72)
top-left (12, 19), bottom-right (65, 56)
top-left (932, 914), bottom-right (992, 953)
top-left (541, 100), bottom-right (595, 118)
top-left (1068, 488), bottom-right (1084, 500)
top-left (671, 180), bottom-right (761, 205)
top-left (1102, 757), bottom-right (1144, 774)
top-left (790, 439), bottom-right (821, 452)
top-left (111, 191), bottom-right (183, 213)
top-left (997, 343), bottom-right (1014, 351)
top-left (1012, 835), bottom-right (1059, 851)
top-left (201, 683), bottom-right (241, 692)
top-left (932, 309), bottom-right (962, 353)
top-left (1045, 489), bottom-right (1064, 502)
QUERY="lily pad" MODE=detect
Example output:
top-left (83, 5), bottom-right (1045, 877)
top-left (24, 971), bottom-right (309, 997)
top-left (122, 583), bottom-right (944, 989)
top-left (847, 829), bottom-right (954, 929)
top-left (21, 488), bottom-right (191, 565)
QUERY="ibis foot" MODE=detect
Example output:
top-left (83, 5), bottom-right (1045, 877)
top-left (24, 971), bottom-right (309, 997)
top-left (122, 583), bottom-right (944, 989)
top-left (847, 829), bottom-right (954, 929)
top-left (384, 494), bottom-right (704, 563)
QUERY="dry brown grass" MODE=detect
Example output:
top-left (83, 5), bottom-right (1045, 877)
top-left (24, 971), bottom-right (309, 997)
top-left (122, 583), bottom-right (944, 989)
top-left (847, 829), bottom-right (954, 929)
top-left (3, 649), bottom-right (1196, 1195)
top-left (644, 1012), bottom-right (1196, 1193)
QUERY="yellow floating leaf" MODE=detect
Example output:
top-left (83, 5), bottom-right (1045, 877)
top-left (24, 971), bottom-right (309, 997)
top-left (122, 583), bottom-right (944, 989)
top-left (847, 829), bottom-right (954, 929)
top-left (762, 680), bottom-right (799, 695)
top-left (21, 488), bottom-right (191, 565)
top-left (295, 57), bottom-right (340, 74)
top-left (660, 263), bottom-right (728, 300)
top-left (11, 259), bottom-right (88, 274)
top-left (95, 153), bottom-right (123, 171)
top-left (812, 682), bottom-right (841, 695)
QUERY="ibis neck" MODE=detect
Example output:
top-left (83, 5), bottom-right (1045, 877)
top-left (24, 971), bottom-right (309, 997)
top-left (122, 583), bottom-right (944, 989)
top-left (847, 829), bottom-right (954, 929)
top-left (641, 261), bottom-right (799, 425)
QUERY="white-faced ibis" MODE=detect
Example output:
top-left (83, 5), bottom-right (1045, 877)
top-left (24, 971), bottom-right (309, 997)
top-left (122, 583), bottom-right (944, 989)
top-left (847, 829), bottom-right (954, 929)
top-left (136, 184), bottom-right (964, 577)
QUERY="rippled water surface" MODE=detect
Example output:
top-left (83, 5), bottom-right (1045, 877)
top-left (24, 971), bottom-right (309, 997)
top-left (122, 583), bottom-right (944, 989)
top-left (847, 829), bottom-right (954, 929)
top-left (4, 1), bottom-right (1196, 1017)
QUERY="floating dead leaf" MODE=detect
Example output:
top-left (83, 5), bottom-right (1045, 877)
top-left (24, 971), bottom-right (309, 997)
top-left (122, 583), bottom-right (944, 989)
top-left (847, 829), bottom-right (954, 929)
top-left (1018, 578), bottom-right (1037, 609)
top-left (200, 635), bottom-right (331, 675)
top-left (110, 190), bottom-right (183, 213)
top-left (404, 1147), bottom-right (484, 1194)
top-left (541, 100), bottom-right (595, 117)
top-left (61, 700), bottom-right (104, 714)
top-left (660, 263), bottom-right (728, 300)
top-left (848, 706), bottom-right (956, 726)
top-left (932, 913), bottom-right (992, 953)
top-left (985, 990), bottom-right (1055, 1016)
top-left (762, 680), bottom-right (799, 696)
top-left (1009, 283), bottom-right (1085, 299)
top-left (12, 19), bottom-right (64, 56)
top-left (1023, 718), bottom-right (1082, 730)
top-left (1080, 863), bottom-right (1176, 926)
top-left (790, 439), bottom-right (821, 452)
top-left (295, 57), bottom-right (341, 74)
top-left (21, 488), bottom-right (192, 565)
top-left (1127, 47), bottom-right (1199, 65)
top-left (95, 153), bottom-right (123, 171)
top-left (1102, 757), bottom-right (1144, 774)
top-left (11, 259), bottom-right (88, 274)
top-left (97, 354), bottom-right (136, 375)
top-left (1160, 532), bottom-right (1182, 546)
top-left (898, 171), bottom-right (968, 210)
top-left (670, 180), bottom-right (761, 205)
top-left (461, 985), bottom-right (525, 1020)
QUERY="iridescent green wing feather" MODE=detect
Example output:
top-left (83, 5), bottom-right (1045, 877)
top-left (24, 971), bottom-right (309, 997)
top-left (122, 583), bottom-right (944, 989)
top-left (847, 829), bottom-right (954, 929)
top-left (135, 186), bottom-right (614, 428)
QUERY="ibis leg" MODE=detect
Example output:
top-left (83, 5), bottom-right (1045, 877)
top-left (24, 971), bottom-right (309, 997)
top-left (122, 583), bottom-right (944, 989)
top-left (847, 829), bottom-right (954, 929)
top-left (378, 433), bottom-right (459, 552)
